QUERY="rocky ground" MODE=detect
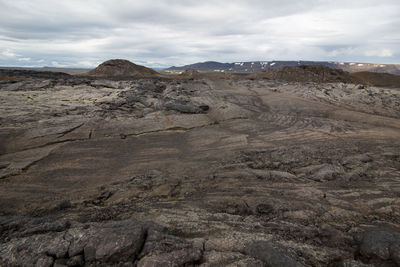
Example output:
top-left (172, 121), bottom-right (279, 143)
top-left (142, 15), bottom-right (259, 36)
top-left (1, 70), bottom-right (400, 266)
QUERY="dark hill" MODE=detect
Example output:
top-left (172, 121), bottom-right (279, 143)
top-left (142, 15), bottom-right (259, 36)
top-left (351, 71), bottom-right (400, 87)
top-left (247, 65), bottom-right (358, 83)
top-left (87, 59), bottom-right (158, 78)
top-left (246, 65), bottom-right (400, 87)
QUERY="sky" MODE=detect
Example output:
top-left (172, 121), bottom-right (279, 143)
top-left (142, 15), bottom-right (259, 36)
top-left (0, 0), bottom-right (399, 68)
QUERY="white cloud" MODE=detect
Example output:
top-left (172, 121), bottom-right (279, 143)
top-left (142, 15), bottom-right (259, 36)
top-left (365, 49), bottom-right (394, 57)
top-left (77, 60), bottom-right (101, 68)
top-left (327, 48), bottom-right (356, 57)
top-left (18, 57), bottom-right (31, 62)
top-left (0, 0), bottom-right (399, 67)
top-left (51, 61), bottom-right (66, 67)
top-left (1, 49), bottom-right (19, 57)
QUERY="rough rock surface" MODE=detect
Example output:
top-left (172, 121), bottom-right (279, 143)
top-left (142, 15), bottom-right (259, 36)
top-left (1, 69), bottom-right (400, 266)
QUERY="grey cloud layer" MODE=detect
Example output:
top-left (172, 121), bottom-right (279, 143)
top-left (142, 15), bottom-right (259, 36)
top-left (0, 0), bottom-right (399, 67)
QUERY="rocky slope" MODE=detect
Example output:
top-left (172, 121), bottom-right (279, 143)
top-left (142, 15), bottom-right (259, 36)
top-left (1, 68), bottom-right (400, 266)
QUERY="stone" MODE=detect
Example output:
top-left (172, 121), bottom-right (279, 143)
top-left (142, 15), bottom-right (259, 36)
top-left (310, 164), bottom-right (344, 181)
top-left (137, 248), bottom-right (202, 267)
top-left (78, 220), bottom-right (146, 263)
top-left (53, 258), bottom-right (69, 267)
top-left (338, 259), bottom-right (373, 267)
top-left (35, 256), bottom-right (54, 267)
top-left (256, 203), bottom-right (274, 215)
top-left (164, 100), bottom-right (208, 114)
top-left (359, 228), bottom-right (400, 263)
top-left (67, 255), bottom-right (84, 266)
top-left (245, 241), bottom-right (304, 267)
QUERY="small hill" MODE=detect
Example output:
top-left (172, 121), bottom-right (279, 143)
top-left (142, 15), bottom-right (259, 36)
top-left (179, 68), bottom-right (203, 78)
top-left (176, 68), bottom-right (233, 79)
top-left (87, 59), bottom-right (158, 78)
top-left (247, 65), bottom-right (358, 83)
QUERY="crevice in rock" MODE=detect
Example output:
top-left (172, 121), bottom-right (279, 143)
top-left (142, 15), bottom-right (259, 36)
top-left (57, 123), bottom-right (84, 138)
top-left (134, 227), bottom-right (149, 263)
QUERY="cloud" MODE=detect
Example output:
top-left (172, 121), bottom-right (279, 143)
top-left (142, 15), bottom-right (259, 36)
top-left (365, 49), bottom-right (394, 57)
top-left (77, 60), bottom-right (101, 68)
top-left (0, 0), bottom-right (399, 67)
top-left (1, 49), bottom-right (19, 57)
top-left (51, 61), bottom-right (66, 67)
top-left (18, 57), bottom-right (31, 62)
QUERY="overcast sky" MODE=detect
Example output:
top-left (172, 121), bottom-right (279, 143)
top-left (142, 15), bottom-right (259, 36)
top-left (0, 0), bottom-right (399, 68)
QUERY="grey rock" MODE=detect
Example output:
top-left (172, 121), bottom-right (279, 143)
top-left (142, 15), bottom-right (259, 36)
top-left (256, 203), bottom-right (274, 215)
top-left (35, 256), bottom-right (54, 267)
top-left (164, 100), bottom-right (208, 114)
top-left (137, 248), bottom-right (202, 267)
top-left (339, 259), bottom-right (373, 267)
top-left (310, 164), bottom-right (344, 181)
top-left (391, 242), bottom-right (400, 266)
top-left (342, 154), bottom-right (372, 167)
top-left (67, 255), bottom-right (84, 266)
top-left (83, 224), bottom-right (145, 263)
top-left (0, 232), bottom-right (68, 266)
top-left (68, 220), bottom-right (146, 263)
top-left (54, 258), bottom-right (69, 267)
top-left (245, 241), bottom-right (304, 267)
top-left (0, 218), bottom-right (150, 266)
top-left (359, 228), bottom-right (400, 263)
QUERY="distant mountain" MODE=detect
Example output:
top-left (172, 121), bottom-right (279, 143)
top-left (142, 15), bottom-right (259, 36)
top-left (167, 61), bottom-right (400, 75)
top-left (0, 66), bottom-right (90, 75)
top-left (167, 61), bottom-right (234, 71)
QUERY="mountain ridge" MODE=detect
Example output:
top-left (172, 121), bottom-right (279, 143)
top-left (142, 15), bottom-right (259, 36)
top-left (167, 60), bottom-right (400, 75)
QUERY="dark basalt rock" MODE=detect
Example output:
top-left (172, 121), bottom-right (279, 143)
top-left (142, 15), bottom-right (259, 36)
top-left (137, 248), bottom-right (203, 267)
top-left (245, 240), bottom-right (304, 267)
top-left (0, 217), bottom-right (203, 267)
top-left (164, 100), bottom-right (209, 114)
top-left (357, 227), bottom-right (400, 266)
